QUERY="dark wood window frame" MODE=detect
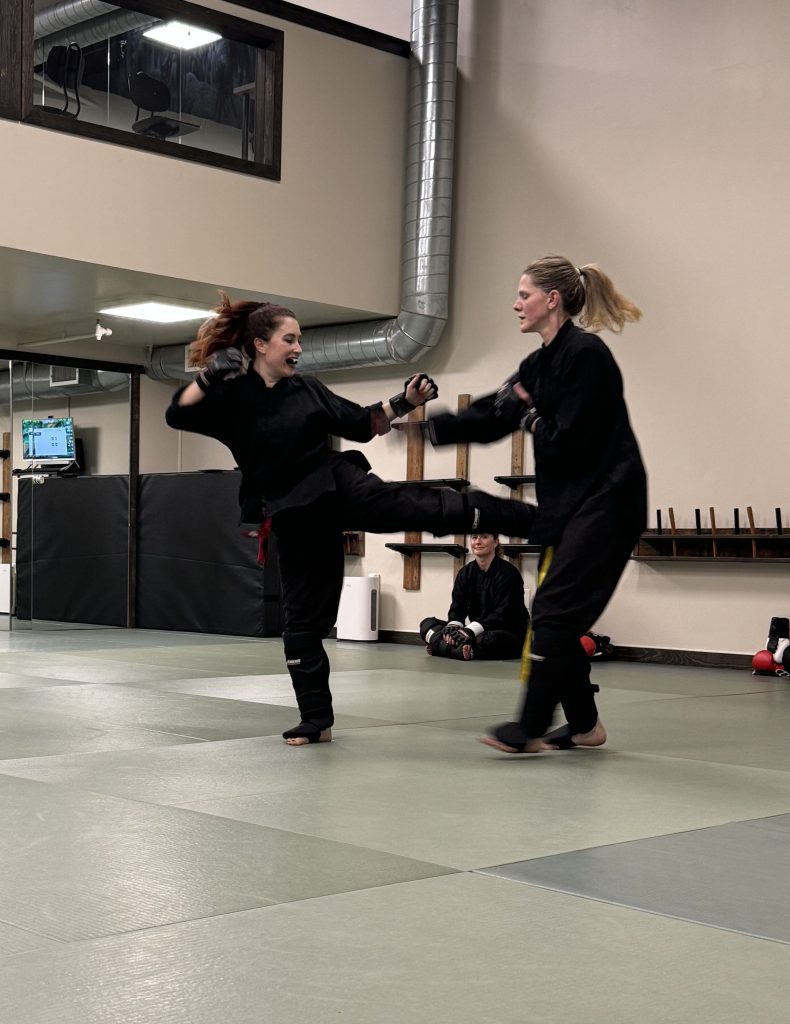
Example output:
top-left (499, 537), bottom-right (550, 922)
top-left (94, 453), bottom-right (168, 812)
top-left (15, 0), bottom-right (283, 179)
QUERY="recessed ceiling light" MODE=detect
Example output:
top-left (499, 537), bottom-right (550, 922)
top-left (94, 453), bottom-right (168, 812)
top-left (98, 301), bottom-right (215, 324)
top-left (143, 21), bottom-right (222, 51)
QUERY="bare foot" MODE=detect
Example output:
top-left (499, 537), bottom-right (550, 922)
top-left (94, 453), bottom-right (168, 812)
top-left (284, 728), bottom-right (332, 746)
top-left (571, 720), bottom-right (607, 747)
top-left (461, 644), bottom-right (475, 660)
top-left (479, 734), bottom-right (556, 754)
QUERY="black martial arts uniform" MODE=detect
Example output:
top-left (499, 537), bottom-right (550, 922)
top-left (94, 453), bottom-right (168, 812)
top-left (428, 319), bottom-right (647, 740)
top-left (420, 556), bottom-right (529, 660)
top-left (165, 367), bottom-right (536, 739)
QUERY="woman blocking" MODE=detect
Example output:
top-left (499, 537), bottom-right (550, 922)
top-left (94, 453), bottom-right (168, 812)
top-left (166, 295), bottom-right (537, 746)
top-left (423, 256), bottom-right (647, 754)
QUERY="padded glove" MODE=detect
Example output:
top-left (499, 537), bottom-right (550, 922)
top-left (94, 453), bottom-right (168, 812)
top-left (443, 625), bottom-right (476, 647)
top-left (494, 377), bottom-right (540, 432)
top-left (389, 373), bottom-right (439, 418)
top-left (196, 347), bottom-right (244, 393)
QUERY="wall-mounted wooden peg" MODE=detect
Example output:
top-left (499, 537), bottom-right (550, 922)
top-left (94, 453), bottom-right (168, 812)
top-left (709, 506), bottom-right (718, 557)
top-left (746, 505), bottom-right (757, 558)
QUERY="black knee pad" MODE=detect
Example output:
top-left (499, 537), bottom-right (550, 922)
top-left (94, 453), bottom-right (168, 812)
top-left (437, 489), bottom-right (471, 534)
top-left (466, 488), bottom-right (536, 538)
top-left (420, 617), bottom-right (445, 640)
top-left (283, 631), bottom-right (324, 664)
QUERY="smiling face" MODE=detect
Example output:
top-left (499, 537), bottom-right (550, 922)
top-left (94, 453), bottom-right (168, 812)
top-left (512, 273), bottom-right (557, 338)
top-left (469, 533), bottom-right (497, 562)
top-left (253, 316), bottom-right (302, 384)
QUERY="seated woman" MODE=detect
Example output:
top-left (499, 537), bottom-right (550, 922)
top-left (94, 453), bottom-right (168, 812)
top-left (420, 533), bottom-right (529, 660)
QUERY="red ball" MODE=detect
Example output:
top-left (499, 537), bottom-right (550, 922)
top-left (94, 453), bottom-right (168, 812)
top-left (752, 649), bottom-right (777, 674)
top-left (580, 634), bottom-right (596, 658)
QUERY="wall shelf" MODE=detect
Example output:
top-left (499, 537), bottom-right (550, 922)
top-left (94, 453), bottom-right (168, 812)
top-left (386, 542), bottom-right (467, 557)
top-left (494, 474), bottom-right (536, 488)
top-left (500, 542), bottom-right (541, 556)
top-left (392, 478), bottom-right (469, 490)
top-left (634, 529), bottom-right (790, 561)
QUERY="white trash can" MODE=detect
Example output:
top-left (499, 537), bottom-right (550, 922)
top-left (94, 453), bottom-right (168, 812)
top-left (336, 573), bottom-right (380, 641)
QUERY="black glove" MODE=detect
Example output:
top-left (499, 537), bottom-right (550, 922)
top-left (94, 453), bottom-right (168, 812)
top-left (389, 373), bottom-right (439, 418)
top-left (493, 377), bottom-right (540, 433)
top-left (196, 347), bottom-right (244, 393)
top-left (443, 625), bottom-right (476, 647)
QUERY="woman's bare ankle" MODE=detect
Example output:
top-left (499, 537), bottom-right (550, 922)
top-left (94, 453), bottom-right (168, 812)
top-left (284, 728), bottom-right (332, 746)
top-left (572, 720), bottom-right (607, 747)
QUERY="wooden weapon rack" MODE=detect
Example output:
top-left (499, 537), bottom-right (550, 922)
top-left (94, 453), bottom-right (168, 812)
top-left (635, 506), bottom-right (790, 562)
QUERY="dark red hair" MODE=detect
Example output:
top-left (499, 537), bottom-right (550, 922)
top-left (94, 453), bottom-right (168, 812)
top-left (190, 292), bottom-right (296, 365)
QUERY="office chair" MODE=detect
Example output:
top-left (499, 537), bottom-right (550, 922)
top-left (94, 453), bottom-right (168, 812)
top-left (128, 72), bottom-right (199, 141)
top-left (36, 43), bottom-right (84, 117)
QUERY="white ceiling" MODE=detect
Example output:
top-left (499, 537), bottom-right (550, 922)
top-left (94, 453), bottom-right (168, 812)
top-left (0, 247), bottom-right (387, 355)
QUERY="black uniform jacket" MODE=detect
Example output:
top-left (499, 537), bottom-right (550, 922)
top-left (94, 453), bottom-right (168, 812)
top-left (165, 368), bottom-right (383, 523)
top-left (429, 320), bottom-right (647, 546)
top-left (448, 557), bottom-right (529, 636)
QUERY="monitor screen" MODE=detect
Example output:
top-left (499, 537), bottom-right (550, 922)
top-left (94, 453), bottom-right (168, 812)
top-left (21, 417), bottom-right (76, 462)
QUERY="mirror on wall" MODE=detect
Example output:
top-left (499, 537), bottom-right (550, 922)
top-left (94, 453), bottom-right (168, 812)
top-left (2, 357), bottom-right (133, 632)
top-left (29, 0), bottom-right (281, 171)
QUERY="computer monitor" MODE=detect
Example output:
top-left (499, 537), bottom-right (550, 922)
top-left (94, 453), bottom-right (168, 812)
top-left (21, 417), bottom-right (76, 466)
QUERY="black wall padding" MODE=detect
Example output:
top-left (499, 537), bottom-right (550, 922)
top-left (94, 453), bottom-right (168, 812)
top-left (136, 471), bottom-right (281, 637)
top-left (16, 475), bottom-right (129, 626)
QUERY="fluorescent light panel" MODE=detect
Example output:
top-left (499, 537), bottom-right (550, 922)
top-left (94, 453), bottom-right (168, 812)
top-left (143, 21), bottom-right (221, 51)
top-left (99, 301), bottom-right (215, 324)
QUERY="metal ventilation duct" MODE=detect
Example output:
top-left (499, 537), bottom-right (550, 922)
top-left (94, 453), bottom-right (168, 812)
top-left (34, 0), bottom-right (117, 38)
top-left (33, 6), bottom-right (156, 65)
top-left (297, 0), bottom-right (458, 371)
top-left (0, 365), bottom-right (129, 405)
top-left (146, 0), bottom-right (459, 381)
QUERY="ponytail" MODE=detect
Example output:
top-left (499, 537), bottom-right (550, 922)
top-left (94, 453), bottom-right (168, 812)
top-left (189, 292), bottom-right (296, 366)
top-left (523, 255), bottom-right (642, 334)
top-left (577, 264), bottom-right (642, 334)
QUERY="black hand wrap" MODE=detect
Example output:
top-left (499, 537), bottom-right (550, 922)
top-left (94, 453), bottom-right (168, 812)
top-left (494, 377), bottom-right (540, 432)
top-left (196, 347), bottom-right (244, 393)
top-left (445, 625), bottom-right (475, 647)
top-left (493, 375), bottom-right (524, 419)
top-left (519, 406), bottom-right (541, 433)
top-left (389, 373), bottom-right (439, 418)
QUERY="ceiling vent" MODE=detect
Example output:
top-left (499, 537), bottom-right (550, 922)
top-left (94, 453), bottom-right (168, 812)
top-left (49, 365), bottom-right (83, 387)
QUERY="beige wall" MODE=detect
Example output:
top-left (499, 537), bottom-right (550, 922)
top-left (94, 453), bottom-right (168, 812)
top-left (9, 0), bottom-right (790, 655)
top-left (250, 0), bottom-right (790, 656)
top-left (0, 4), bottom-right (407, 314)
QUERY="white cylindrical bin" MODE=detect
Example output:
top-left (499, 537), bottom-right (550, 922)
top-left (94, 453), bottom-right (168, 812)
top-left (336, 573), bottom-right (380, 641)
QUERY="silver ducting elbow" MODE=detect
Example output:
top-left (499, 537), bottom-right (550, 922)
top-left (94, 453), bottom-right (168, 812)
top-left (145, 0), bottom-right (459, 380)
top-left (298, 0), bottom-right (458, 372)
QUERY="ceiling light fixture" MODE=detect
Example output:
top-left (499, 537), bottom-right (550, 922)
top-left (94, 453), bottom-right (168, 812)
top-left (143, 21), bottom-right (222, 51)
top-left (98, 300), bottom-right (215, 324)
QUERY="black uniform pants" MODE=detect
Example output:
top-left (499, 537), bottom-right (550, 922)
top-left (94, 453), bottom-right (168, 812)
top-left (272, 460), bottom-right (536, 728)
top-left (517, 483), bottom-right (646, 738)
